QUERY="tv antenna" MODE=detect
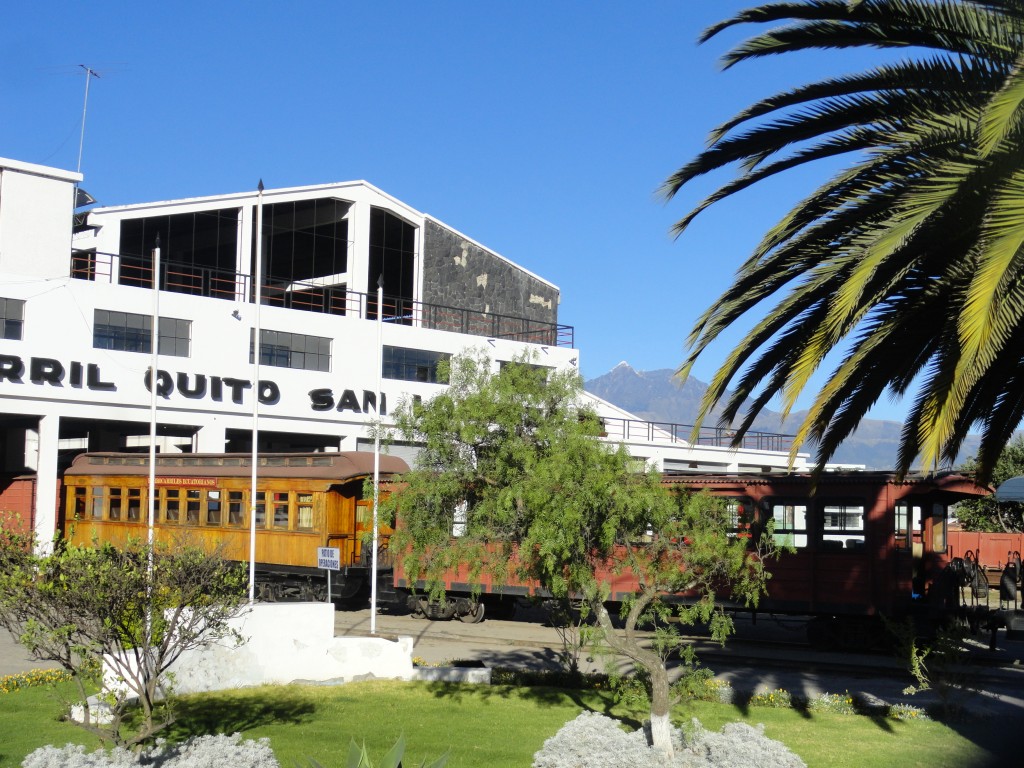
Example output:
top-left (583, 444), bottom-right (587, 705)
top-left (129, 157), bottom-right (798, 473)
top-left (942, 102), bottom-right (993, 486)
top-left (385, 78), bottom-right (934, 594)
top-left (77, 65), bottom-right (100, 174)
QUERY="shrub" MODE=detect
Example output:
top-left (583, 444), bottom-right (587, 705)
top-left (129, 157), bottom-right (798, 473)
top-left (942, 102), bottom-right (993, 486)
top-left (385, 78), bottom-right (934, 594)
top-left (22, 733), bottom-right (280, 768)
top-left (532, 711), bottom-right (806, 768)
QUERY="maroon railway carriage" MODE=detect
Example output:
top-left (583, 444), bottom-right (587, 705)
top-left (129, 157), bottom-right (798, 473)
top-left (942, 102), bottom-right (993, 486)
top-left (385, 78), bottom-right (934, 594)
top-left (387, 470), bottom-right (990, 644)
top-left (658, 471), bottom-right (990, 646)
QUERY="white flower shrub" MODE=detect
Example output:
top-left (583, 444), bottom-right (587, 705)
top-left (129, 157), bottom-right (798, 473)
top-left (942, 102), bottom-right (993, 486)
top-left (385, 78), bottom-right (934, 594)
top-left (533, 711), bottom-right (805, 768)
top-left (23, 734), bottom-right (280, 768)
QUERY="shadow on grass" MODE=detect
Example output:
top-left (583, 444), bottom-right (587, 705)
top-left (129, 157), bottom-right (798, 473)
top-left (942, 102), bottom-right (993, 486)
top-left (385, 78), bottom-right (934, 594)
top-left (165, 689), bottom-right (318, 741)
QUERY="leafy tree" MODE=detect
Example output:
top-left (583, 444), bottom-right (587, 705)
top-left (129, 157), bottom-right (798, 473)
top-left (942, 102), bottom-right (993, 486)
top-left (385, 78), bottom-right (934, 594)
top-left (957, 435), bottom-right (1024, 531)
top-left (0, 525), bottom-right (247, 748)
top-left (662, 0), bottom-right (1024, 482)
top-left (380, 349), bottom-right (780, 758)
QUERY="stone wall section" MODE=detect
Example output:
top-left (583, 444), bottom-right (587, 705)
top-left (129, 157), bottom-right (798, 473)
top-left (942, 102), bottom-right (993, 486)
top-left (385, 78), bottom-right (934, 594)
top-left (422, 219), bottom-right (559, 325)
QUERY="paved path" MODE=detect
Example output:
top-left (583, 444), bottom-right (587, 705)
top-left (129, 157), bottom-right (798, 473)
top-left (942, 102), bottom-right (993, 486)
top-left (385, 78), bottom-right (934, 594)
top-left (0, 630), bottom-right (46, 677)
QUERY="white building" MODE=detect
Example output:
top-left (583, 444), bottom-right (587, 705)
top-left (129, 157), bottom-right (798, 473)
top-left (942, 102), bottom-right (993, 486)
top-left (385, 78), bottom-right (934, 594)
top-left (0, 156), bottom-right (808, 545)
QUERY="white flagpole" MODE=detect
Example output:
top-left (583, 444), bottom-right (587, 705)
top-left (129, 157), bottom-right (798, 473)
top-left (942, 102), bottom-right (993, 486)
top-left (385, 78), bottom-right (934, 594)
top-left (147, 234), bottom-right (160, 558)
top-left (249, 180), bottom-right (264, 604)
top-left (370, 274), bottom-right (383, 634)
top-left (146, 233), bottom-right (160, 677)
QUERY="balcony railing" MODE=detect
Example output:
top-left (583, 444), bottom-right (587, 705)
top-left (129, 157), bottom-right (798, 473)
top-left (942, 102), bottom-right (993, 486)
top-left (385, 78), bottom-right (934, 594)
top-left (71, 250), bottom-right (574, 348)
top-left (599, 416), bottom-right (794, 452)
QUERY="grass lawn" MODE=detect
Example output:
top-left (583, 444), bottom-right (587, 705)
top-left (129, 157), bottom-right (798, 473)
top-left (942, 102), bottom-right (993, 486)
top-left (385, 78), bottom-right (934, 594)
top-left (0, 677), bottom-right (1010, 767)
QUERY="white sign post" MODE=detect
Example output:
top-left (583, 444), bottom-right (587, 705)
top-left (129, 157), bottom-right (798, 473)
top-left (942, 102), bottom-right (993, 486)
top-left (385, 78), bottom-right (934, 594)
top-left (317, 547), bottom-right (340, 604)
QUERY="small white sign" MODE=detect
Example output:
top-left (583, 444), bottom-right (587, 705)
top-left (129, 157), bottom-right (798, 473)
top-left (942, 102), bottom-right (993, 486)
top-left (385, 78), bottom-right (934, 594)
top-left (317, 546), bottom-right (341, 571)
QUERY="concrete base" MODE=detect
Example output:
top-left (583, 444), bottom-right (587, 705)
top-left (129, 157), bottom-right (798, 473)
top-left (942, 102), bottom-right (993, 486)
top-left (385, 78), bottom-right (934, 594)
top-left (412, 666), bottom-right (492, 684)
top-left (93, 603), bottom-right (415, 705)
top-left (165, 603), bottom-right (416, 693)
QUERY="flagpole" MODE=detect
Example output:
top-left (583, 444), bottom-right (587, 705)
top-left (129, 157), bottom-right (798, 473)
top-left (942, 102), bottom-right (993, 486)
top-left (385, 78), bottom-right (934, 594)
top-left (249, 180), bottom-right (264, 604)
top-left (147, 234), bottom-right (160, 559)
top-left (146, 233), bottom-right (160, 678)
top-left (370, 274), bottom-right (383, 634)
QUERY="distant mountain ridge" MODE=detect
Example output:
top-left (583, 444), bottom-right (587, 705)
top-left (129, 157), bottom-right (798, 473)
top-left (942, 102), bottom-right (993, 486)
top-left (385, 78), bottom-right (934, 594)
top-left (584, 363), bottom-right (979, 470)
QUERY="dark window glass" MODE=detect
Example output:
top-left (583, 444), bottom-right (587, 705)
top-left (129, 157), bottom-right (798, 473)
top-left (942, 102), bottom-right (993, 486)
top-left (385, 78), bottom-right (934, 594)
top-left (383, 345), bottom-right (449, 383)
top-left (0, 297), bottom-right (25, 340)
top-left (249, 328), bottom-right (330, 371)
top-left (93, 309), bottom-right (190, 357)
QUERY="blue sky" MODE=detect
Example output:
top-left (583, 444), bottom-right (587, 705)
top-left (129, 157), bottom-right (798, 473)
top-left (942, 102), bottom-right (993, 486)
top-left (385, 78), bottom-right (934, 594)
top-left (3, 2), bottom-right (910, 422)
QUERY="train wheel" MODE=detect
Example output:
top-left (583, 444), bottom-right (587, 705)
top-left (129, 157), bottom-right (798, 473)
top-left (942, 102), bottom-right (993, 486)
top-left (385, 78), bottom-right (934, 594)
top-left (458, 602), bottom-right (486, 624)
top-left (410, 599), bottom-right (428, 619)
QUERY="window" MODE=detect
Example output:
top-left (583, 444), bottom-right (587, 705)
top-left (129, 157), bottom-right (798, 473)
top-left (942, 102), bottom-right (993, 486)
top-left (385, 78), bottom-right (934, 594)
top-left (186, 489), bottom-right (202, 524)
top-left (272, 492), bottom-right (289, 529)
top-left (207, 491), bottom-right (222, 525)
top-left (895, 502), bottom-right (924, 551)
top-left (250, 329), bottom-right (330, 372)
top-left (164, 488), bottom-right (181, 523)
top-left (297, 493), bottom-right (314, 530)
top-left (821, 501), bottom-right (865, 549)
top-left (254, 492), bottom-right (266, 527)
top-left (93, 309), bottom-right (191, 357)
top-left (108, 488), bottom-right (122, 521)
top-left (725, 497), bottom-right (754, 539)
top-left (127, 488), bottom-right (142, 522)
top-left (383, 345), bottom-right (449, 383)
top-left (767, 500), bottom-right (808, 549)
top-left (227, 491), bottom-right (245, 526)
top-left (932, 502), bottom-right (948, 553)
top-left (0, 298), bottom-right (24, 340)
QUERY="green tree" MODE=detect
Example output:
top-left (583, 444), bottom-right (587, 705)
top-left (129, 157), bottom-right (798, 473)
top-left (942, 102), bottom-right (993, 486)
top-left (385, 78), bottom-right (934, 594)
top-left (957, 435), bottom-right (1024, 531)
top-left (380, 349), bottom-right (780, 758)
top-left (0, 526), bottom-right (247, 748)
top-left (663, 1), bottom-right (1024, 482)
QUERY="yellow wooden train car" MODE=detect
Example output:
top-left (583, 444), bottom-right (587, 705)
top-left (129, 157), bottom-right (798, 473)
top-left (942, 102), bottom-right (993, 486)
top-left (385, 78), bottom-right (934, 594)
top-left (62, 451), bottom-right (409, 602)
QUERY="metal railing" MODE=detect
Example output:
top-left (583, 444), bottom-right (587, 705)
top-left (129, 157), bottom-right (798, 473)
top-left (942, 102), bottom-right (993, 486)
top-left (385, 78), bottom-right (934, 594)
top-left (599, 416), bottom-right (793, 452)
top-left (71, 250), bottom-right (574, 348)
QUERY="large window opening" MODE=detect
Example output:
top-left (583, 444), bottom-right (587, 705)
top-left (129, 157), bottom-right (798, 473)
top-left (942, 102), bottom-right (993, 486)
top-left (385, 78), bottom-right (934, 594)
top-left (255, 199), bottom-right (351, 312)
top-left (119, 209), bottom-right (240, 298)
top-left (766, 499), bottom-right (808, 549)
top-left (369, 208), bottom-right (416, 321)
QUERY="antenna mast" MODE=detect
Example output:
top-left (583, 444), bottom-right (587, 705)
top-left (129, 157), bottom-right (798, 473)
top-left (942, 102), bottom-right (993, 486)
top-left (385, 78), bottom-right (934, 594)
top-left (77, 65), bottom-right (100, 174)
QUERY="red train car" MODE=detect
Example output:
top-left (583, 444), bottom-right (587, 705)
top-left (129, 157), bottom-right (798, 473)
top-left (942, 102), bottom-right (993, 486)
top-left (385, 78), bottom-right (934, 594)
top-left (389, 470), bottom-right (992, 645)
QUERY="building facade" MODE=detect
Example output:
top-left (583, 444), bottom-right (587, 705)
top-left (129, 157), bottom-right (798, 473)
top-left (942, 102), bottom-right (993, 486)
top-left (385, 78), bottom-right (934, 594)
top-left (0, 157), bottom-right (807, 545)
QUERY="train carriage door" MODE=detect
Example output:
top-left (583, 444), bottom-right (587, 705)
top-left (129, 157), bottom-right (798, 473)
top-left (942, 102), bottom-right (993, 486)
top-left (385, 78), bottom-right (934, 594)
top-left (325, 484), bottom-right (358, 567)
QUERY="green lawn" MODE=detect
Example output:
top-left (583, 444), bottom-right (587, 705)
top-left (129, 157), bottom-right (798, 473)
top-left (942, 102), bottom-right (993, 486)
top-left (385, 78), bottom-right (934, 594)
top-left (0, 678), bottom-right (1010, 767)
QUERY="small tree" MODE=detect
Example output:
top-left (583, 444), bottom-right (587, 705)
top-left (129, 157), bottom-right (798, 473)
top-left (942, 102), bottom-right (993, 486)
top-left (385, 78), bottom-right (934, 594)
top-left (957, 435), bottom-right (1024, 532)
top-left (381, 349), bottom-right (780, 758)
top-left (0, 524), bottom-right (247, 748)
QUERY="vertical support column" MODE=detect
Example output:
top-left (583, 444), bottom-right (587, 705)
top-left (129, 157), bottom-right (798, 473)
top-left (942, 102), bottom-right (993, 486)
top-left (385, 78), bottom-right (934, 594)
top-left (349, 200), bottom-right (372, 313)
top-left (33, 414), bottom-right (60, 554)
top-left (195, 423), bottom-right (227, 453)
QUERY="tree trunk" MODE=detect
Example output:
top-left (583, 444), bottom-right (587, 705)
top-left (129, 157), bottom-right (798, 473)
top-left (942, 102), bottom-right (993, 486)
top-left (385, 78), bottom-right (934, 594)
top-left (592, 599), bottom-right (675, 758)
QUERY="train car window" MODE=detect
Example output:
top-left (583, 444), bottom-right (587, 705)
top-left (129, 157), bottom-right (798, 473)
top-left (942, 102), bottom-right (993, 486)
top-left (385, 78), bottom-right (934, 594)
top-left (185, 489), bottom-right (202, 525)
top-left (820, 501), bottom-right (865, 549)
top-left (895, 502), bottom-right (925, 552)
top-left (127, 489), bottom-right (142, 522)
top-left (932, 502), bottom-right (948, 553)
top-left (297, 493), bottom-right (314, 530)
top-left (254, 492), bottom-right (266, 527)
top-left (726, 497), bottom-right (754, 540)
top-left (272, 492), bottom-right (289, 529)
top-left (108, 488), bottom-right (122, 521)
top-left (91, 487), bottom-right (105, 520)
top-left (207, 491), bottom-right (222, 525)
top-left (164, 489), bottom-right (181, 524)
top-left (227, 491), bottom-right (244, 526)
top-left (766, 500), bottom-right (808, 548)
top-left (72, 486), bottom-right (86, 520)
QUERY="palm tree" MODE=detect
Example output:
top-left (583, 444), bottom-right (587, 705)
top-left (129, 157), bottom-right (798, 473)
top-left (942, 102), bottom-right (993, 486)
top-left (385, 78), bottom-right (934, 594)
top-left (663, 0), bottom-right (1024, 482)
